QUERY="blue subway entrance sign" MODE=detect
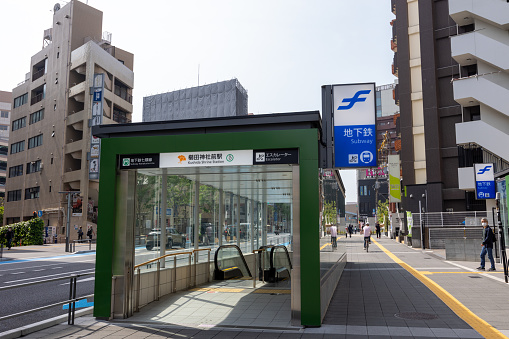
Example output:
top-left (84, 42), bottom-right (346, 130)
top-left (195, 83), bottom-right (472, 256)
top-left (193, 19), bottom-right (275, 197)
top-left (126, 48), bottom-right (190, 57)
top-left (332, 83), bottom-right (376, 168)
top-left (474, 163), bottom-right (495, 199)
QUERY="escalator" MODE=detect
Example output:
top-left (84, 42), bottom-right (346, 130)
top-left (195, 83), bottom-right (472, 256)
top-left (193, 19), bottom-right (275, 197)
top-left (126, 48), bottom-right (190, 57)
top-left (258, 245), bottom-right (292, 283)
top-left (214, 245), bottom-right (252, 280)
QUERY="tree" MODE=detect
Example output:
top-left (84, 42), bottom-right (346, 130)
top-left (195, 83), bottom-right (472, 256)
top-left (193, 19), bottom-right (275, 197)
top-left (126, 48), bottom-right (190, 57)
top-left (376, 200), bottom-right (390, 229)
top-left (323, 200), bottom-right (337, 225)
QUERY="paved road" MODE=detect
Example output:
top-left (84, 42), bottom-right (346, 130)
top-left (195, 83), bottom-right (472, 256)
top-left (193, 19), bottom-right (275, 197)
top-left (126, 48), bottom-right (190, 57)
top-left (0, 249), bottom-right (95, 333)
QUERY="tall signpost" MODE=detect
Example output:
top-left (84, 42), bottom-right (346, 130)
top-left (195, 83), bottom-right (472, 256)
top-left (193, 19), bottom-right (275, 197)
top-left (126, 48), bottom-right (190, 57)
top-left (332, 83), bottom-right (377, 169)
top-left (89, 74), bottom-right (104, 180)
top-left (474, 163), bottom-right (495, 200)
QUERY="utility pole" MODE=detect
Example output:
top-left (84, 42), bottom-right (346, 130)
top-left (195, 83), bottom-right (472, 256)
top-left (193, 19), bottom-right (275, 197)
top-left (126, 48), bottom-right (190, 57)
top-left (59, 191), bottom-right (81, 252)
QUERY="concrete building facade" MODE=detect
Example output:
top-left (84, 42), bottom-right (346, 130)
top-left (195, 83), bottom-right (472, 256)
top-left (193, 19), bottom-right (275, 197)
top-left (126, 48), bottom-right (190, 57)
top-left (392, 0), bottom-right (469, 213)
top-left (143, 79), bottom-right (248, 122)
top-left (0, 91), bottom-right (11, 199)
top-left (5, 1), bottom-right (134, 242)
top-left (450, 0), bottom-right (509, 188)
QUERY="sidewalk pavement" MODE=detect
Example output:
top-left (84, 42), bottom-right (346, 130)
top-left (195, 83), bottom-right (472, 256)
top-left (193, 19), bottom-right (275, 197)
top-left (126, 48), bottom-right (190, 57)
top-left (0, 242), bottom-right (96, 262)
top-left (3, 235), bottom-right (509, 338)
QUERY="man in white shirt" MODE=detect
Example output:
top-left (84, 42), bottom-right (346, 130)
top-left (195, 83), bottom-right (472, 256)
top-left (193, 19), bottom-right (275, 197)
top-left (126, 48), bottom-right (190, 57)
top-left (363, 222), bottom-right (371, 250)
top-left (330, 225), bottom-right (338, 249)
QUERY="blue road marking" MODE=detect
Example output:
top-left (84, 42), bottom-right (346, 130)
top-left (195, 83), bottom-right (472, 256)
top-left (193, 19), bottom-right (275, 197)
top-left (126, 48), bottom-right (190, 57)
top-left (63, 299), bottom-right (94, 309)
top-left (0, 252), bottom-right (94, 265)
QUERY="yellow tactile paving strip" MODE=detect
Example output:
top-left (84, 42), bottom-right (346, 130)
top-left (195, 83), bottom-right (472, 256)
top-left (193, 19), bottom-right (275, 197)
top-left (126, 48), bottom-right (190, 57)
top-left (373, 239), bottom-right (507, 339)
top-left (188, 287), bottom-right (246, 293)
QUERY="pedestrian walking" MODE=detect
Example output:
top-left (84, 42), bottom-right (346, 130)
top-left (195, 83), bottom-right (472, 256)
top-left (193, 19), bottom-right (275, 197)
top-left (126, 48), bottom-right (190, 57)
top-left (77, 226), bottom-right (84, 241)
top-left (87, 226), bottom-right (95, 242)
top-left (330, 224), bottom-right (337, 249)
top-left (477, 218), bottom-right (496, 271)
top-left (348, 224), bottom-right (352, 238)
top-left (375, 223), bottom-right (381, 239)
top-left (5, 227), bottom-right (14, 250)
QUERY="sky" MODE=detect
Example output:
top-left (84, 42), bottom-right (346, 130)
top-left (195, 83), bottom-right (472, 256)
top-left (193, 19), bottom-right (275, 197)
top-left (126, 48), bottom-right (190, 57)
top-left (0, 0), bottom-right (395, 203)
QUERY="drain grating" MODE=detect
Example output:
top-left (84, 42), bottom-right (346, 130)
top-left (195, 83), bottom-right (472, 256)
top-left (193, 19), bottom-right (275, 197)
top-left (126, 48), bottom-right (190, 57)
top-left (469, 276), bottom-right (482, 279)
top-left (394, 312), bottom-right (438, 320)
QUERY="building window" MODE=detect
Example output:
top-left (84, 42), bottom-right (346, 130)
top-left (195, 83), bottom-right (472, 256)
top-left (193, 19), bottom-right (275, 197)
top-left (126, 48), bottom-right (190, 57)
top-left (11, 140), bottom-right (25, 154)
top-left (9, 164), bottom-right (24, 178)
top-left (0, 125), bottom-right (7, 131)
top-left (29, 109), bottom-right (44, 124)
top-left (0, 177), bottom-right (5, 186)
top-left (25, 186), bottom-right (40, 200)
top-left (1, 111), bottom-right (9, 118)
top-left (12, 117), bottom-right (26, 131)
top-left (7, 189), bottom-right (22, 202)
top-left (28, 134), bottom-right (43, 149)
top-left (0, 145), bottom-right (8, 156)
top-left (13, 93), bottom-right (28, 108)
top-left (0, 160), bottom-right (6, 171)
top-left (26, 160), bottom-right (41, 174)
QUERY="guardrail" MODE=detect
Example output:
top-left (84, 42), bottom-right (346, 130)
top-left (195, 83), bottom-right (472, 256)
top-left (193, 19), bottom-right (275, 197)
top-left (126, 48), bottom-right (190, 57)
top-left (0, 272), bottom-right (94, 325)
top-left (72, 239), bottom-right (93, 252)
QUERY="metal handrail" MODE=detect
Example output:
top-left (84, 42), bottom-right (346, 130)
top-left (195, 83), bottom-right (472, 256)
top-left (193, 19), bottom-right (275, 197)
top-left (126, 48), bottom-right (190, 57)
top-left (0, 293), bottom-right (94, 322)
top-left (134, 251), bottom-right (192, 269)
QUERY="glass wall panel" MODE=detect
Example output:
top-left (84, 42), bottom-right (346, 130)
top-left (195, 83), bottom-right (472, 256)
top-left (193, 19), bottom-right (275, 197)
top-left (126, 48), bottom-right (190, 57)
top-left (133, 164), bottom-right (295, 271)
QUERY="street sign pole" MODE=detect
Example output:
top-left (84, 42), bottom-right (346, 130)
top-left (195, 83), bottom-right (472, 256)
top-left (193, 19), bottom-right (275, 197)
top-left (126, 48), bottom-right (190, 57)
top-left (59, 191), bottom-right (81, 253)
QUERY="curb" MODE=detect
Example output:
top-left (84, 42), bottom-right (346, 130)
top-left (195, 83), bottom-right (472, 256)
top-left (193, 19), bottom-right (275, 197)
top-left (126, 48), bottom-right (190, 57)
top-left (73, 250), bottom-right (96, 255)
top-left (0, 307), bottom-right (93, 339)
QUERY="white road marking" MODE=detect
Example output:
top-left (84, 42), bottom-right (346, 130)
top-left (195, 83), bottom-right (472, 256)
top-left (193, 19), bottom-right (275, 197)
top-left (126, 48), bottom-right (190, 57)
top-left (445, 261), bottom-right (508, 284)
top-left (11, 272), bottom-right (25, 275)
top-left (33, 269), bottom-right (45, 272)
top-left (4, 268), bottom-right (95, 284)
top-left (0, 259), bottom-right (95, 272)
top-left (52, 267), bottom-right (63, 269)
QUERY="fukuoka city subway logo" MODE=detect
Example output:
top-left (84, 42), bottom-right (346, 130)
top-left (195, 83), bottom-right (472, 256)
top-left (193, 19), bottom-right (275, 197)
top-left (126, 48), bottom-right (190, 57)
top-left (477, 165), bottom-right (492, 175)
top-left (337, 90), bottom-right (371, 110)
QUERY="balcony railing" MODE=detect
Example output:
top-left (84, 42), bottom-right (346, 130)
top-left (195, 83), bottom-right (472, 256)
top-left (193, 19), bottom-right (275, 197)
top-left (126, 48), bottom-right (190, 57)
top-left (113, 111), bottom-right (131, 124)
top-left (32, 68), bottom-right (45, 82)
top-left (114, 85), bottom-right (133, 104)
top-left (31, 93), bottom-right (44, 106)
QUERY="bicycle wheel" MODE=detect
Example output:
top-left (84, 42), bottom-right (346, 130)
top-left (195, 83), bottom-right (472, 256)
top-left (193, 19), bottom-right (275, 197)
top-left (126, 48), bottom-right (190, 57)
top-left (366, 240), bottom-right (369, 252)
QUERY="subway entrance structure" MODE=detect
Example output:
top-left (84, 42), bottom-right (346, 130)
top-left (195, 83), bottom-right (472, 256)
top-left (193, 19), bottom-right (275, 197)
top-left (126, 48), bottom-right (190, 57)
top-left (91, 111), bottom-right (348, 326)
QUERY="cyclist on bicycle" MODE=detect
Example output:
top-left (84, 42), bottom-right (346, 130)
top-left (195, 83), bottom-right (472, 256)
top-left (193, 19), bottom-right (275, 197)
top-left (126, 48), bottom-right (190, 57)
top-left (363, 222), bottom-right (371, 250)
top-left (330, 224), bottom-right (338, 249)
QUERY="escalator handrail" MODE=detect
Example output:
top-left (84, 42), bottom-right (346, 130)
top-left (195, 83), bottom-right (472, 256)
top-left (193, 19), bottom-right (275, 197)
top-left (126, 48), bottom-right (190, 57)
top-left (257, 245), bottom-right (274, 270)
top-left (270, 245), bottom-right (293, 270)
top-left (214, 244), bottom-right (252, 277)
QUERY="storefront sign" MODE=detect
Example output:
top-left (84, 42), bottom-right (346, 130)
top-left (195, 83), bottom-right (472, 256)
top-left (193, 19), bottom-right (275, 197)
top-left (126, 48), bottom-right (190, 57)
top-left (253, 148), bottom-right (298, 165)
top-left (406, 211), bottom-right (413, 237)
top-left (332, 83), bottom-right (377, 168)
top-left (474, 163), bottom-right (495, 199)
top-left (119, 154), bottom-right (160, 169)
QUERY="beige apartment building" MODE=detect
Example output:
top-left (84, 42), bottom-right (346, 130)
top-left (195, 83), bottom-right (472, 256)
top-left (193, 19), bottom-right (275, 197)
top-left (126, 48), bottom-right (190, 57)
top-left (0, 91), bottom-right (12, 200)
top-left (5, 1), bottom-right (134, 242)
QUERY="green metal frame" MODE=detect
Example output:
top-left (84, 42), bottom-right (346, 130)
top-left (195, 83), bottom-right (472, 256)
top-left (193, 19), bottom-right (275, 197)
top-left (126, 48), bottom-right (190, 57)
top-left (93, 129), bottom-right (321, 326)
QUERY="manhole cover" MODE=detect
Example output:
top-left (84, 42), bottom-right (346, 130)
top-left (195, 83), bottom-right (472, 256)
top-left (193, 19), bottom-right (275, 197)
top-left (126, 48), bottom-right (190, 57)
top-left (394, 312), bottom-right (438, 320)
top-left (469, 276), bottom-right (482, 279)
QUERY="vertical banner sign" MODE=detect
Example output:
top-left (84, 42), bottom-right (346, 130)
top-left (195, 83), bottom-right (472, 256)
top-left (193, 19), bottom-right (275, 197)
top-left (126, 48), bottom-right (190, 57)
top-left (388, 154), bottom-right (401, 202)
top-left (406, 211), bottom-right (413, 237)
top-left (333, 83), bottom-right (377, 168)
top-left (474, 163), bottom-right (495, 199)
top-left (89, 74), bottom-right (104, 180)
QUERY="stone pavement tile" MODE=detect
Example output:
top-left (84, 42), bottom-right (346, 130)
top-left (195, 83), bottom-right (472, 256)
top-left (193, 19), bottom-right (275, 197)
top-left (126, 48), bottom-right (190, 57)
top-left (452, 328), bottom-right (484, 338)
top-left (300, 333), bottom-right (324, 339)
top-left (430, 327), bottom-right (460, 338)
top-left (345, 325), bottom-right (368, 336)
top-left (366, 326), bottom-right (390, 336)
top-left (387, 326), bottom-right (412, 337)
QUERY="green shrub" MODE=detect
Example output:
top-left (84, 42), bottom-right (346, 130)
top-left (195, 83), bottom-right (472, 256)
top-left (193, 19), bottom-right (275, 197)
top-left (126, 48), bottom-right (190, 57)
top-left (0, 218), bottom-right (44, 247)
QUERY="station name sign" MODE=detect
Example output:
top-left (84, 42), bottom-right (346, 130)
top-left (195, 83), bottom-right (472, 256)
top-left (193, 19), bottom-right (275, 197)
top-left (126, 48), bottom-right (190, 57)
top-left (119, 149), bottom-right (298, 169)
